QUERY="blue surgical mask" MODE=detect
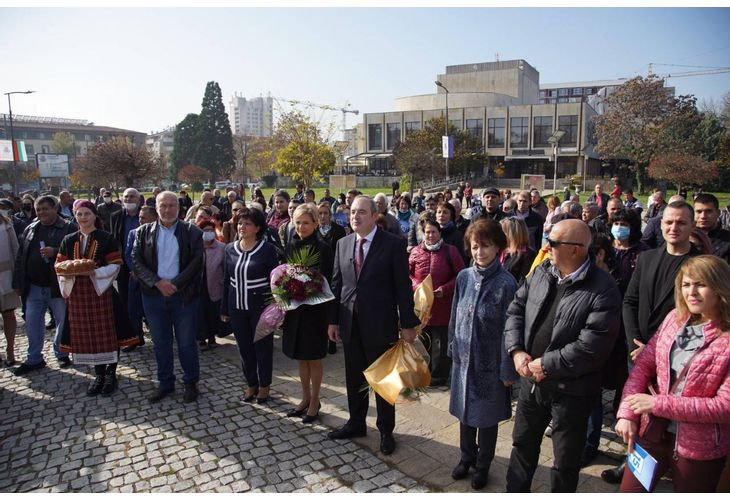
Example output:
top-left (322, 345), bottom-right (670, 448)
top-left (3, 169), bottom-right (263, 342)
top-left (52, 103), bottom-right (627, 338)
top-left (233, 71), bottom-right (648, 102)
top-left (611, 225), bottom-right (631, 241)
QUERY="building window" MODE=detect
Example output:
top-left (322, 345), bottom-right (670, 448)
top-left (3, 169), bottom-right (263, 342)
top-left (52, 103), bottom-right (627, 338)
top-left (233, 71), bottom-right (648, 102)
top-left (572, 87), bottom-right (583, 96)
top-left (449, 119), bottom-right (461, 131)
top-left (84, 134), bottom-right (91, 141)
top-left (25, 144), bottom-right (34, 156)
top-left (539, 89), bottom-right (548, 97)
top-left (368, 123), bottom-right (382, 150)
top-left (21, 131), bottom-right (28, 139)
top-left (404, 121), bottom-right (421, 137)
top-left (386, 123), bottom-right (401, 150)
top-left (549, 90), bottom-right (557, 97)
top-left (41, 145), bottom-right (50, 154)
top-left (533, 116), bottom-right (553, 147)
top-left (38, 132), bottom-right (45, 139)
top-left (466, 119), bottom-right (483, 144)
top-left (558, 97), bottom-right (569, 103)
top-left (510, 117), bottom-right (529, 148)
top-left (558, 88), bottom-right (569, 97)
top-left (558, 115), bottom-right (579, 147)
top-left (487, 118), bottom-right (505, 147)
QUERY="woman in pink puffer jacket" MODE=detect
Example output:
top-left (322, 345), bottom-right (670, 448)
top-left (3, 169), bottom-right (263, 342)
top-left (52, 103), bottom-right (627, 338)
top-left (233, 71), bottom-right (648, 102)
top-left (615, 255), bottom-right (730, 492)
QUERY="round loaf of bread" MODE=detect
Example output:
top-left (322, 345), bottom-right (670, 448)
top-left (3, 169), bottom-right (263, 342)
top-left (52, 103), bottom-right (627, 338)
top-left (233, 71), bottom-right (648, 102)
top-left (55, 259), bottom-right (96, 276)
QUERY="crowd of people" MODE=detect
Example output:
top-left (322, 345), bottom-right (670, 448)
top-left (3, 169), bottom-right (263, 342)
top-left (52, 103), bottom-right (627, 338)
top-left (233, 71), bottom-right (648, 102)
top-left (0, 180), bottom-right (729, 493)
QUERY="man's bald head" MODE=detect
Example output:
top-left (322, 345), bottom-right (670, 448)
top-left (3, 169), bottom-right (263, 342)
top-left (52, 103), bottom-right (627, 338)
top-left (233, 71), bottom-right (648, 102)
top-left (548, 219), bottom-right (592, 276)
top-left (668, 194), bottom-right (685, 204)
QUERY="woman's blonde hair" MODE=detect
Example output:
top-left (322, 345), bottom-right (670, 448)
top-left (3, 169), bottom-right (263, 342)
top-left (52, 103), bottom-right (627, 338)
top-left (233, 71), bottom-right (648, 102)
top-left (500, 216), bottom-right (529, 252)
top-left (292, 202), bottom-right (318, 224)
top-left (674, 255), bottom-right (730, 331)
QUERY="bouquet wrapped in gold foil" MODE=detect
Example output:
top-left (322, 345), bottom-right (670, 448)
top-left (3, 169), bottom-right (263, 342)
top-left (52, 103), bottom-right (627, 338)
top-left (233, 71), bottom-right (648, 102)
top-left (362, 275), bottom-right (435, 406)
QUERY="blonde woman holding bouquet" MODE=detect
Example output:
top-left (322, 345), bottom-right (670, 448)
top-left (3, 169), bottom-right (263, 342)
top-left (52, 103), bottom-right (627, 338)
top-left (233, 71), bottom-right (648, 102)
top-left (282, 203), bottom-right (334, 424)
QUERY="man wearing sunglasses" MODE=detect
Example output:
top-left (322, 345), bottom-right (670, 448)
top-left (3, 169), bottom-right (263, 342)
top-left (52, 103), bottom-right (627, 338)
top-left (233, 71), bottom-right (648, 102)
top-left (504, 219), bottom-right (621, 492)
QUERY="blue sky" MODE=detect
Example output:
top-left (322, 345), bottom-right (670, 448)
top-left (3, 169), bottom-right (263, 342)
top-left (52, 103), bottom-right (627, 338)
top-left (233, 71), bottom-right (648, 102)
top-left (1, 7), bottom-right (729, 134)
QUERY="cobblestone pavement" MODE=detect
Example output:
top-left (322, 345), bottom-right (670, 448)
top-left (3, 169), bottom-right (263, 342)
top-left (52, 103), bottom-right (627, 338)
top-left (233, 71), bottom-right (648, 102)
top-left (1, 316), bottom-right (672, 493)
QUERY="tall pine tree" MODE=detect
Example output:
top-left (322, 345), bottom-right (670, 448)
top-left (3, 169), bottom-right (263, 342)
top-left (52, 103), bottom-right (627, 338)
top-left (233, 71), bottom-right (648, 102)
top-left (170, 113), bottom-right (199, 180)
top-left (196, 81), bottom-right (235, 182)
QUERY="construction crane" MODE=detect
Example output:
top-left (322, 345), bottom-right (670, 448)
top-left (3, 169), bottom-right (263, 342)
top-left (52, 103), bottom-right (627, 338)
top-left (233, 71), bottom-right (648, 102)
top-left (648, 62), bottom-right (730, 79)
top-left (270, 95), bottom-right (359, 137)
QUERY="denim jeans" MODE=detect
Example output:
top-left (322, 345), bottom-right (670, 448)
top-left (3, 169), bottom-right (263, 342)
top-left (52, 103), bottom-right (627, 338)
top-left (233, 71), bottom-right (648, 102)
top-left (24, 284), bottom-right (68, 364)
top-left (142, 294), bottom-right (200, 391)
top-left (127, 277), bottom-right (145, 343)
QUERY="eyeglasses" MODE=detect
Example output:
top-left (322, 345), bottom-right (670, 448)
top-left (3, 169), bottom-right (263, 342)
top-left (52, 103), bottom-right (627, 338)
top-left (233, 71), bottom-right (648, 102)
top-left (546, 238), bottom-right (584, 248)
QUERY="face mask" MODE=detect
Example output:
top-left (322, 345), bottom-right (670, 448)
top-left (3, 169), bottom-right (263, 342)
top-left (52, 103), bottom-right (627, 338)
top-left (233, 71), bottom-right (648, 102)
top-left (123, 202), bottom-right (137, 211)
top-left (202, 232), bottom-right (216, 242)
top-left (611, 225), bottom-right (631, 241)
top-left (103, 196), bottom-right (112, 204)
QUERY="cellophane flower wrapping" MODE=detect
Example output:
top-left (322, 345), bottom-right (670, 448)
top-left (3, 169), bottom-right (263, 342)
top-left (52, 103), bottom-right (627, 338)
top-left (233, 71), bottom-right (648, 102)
top-left (253, 303), bottom-right (286, 343)
top-left (363, 338), bottom-right (431, 406)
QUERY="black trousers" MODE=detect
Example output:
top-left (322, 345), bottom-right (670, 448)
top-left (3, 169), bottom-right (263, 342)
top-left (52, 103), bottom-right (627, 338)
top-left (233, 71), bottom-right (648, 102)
top-left (506, 378), bottom-right (594, 493)
top-left (230, 310), bottom-right (273, 388)
top-left (460, 422), bottom-right (498, 470)
top-left (94, 363), bottom-right (117, 376)
top-left (342, 315), bottom-right (395, 435)
top-left (424, 325), bottom-right (451, 379)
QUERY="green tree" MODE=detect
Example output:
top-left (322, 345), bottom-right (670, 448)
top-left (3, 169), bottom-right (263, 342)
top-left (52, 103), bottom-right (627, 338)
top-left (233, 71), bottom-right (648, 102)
top-left (170, 113), bottom-right (199, 180)
top-left (196, 81), bottom-right (235, 182)
top-left (178, 164), bottom-right (210, 192)
top-left (272, 111), bottom-right (336, 188)
top-left (234, 135), bottom-right (280, 181)
top-left (392, 117), bottom-right (484, 185)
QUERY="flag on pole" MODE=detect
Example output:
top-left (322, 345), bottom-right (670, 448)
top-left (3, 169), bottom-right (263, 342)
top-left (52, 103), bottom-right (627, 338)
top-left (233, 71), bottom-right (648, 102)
top-left (13, 140), bottom-right (27, 162)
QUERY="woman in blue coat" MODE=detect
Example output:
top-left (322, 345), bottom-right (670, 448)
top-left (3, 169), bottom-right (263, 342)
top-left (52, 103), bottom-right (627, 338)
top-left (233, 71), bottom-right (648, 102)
top-left (448, 218), bottom-right (519, 490)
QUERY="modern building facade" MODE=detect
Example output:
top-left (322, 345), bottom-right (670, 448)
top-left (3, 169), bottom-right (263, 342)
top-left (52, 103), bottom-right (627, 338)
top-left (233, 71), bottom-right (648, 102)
top-left (228, 94), bottom-right (273, 137)
top-left (0, 114), bottom-right (147, 158)
top-left (360, 59), bottom-right (602, 180)
top-left (146, 126), bottom-right (175, 160)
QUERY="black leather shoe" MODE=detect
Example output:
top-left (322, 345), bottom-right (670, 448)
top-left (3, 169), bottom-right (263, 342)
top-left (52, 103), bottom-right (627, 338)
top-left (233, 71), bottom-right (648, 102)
top-left (286, 402), bottom-right (309, 417)
top-left (601, 463), bottom-right (625, 484)
top-left (148, 387), bottom-right (174, 403)
top-left (58, 358), bottom-right (73, 369)
top-left (328, 424), bottom-right (367, 440)
top-left (429, 377), bottom-right (448, 387)
top-left (327, 340), bottom-right (337, 355)
top-left (101, 374), bottom-right (117, 397)
top-left (471, 467), bottom-right (488, 490)
top-left (13, 360), bottom-right (46, 376)
top-left (451, 461), bottom-right (472, 480)
top-left (183, 383), bottom-right (199, 403)
top-left (302, 403), bottom-right (321, 424)
top-left (86, 375), bottom-right (105, 396)
top-left (380, 433), bottom-right (396, 455)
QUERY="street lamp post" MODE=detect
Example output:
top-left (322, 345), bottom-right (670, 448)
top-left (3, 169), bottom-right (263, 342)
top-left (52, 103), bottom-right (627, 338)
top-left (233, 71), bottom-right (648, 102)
top-left (4, 90), bottom-right (35, 194)
top-left (435, 81), bottom-right (450, 183)
top-left (547, 129), bottom-right (565, 196)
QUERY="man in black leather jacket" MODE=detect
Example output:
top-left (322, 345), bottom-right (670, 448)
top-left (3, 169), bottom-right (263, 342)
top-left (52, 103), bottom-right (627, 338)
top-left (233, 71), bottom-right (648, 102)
top-left (132, 191), bottom-right (204, 404)
top-left (504, 219), bottom-right (620, 493)
top-left (13, 195), bottom-right (77, 375)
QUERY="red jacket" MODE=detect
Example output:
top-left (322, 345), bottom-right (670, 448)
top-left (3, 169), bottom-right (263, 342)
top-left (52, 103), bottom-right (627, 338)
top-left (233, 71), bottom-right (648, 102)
top-left (408, 242), bottom-right (464, 326)
top-left (617, 309), bottom-right (730, 460)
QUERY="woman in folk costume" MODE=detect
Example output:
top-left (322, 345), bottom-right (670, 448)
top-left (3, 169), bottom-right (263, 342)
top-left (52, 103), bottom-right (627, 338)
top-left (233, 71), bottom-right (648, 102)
top-left (0, 209), bottom-right (21, 366)
top-left (55, 200), bottom-right (138, 396)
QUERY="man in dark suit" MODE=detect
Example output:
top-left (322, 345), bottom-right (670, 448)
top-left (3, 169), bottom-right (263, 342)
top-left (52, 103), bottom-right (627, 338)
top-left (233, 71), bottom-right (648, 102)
top-left (327, 195), bottom-right (420, 455)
